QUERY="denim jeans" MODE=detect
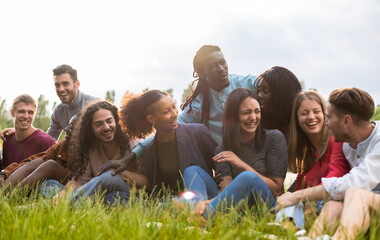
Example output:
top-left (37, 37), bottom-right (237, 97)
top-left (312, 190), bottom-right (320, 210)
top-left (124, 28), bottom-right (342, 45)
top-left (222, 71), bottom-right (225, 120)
top-left (37, 179), bottom-right (64, 198)
top-left (70, 170), bottom-right (130, 206)
top-left (182, 165), bottom-right (219, 202)
top-left (204, 171), bottom-right (275, 219)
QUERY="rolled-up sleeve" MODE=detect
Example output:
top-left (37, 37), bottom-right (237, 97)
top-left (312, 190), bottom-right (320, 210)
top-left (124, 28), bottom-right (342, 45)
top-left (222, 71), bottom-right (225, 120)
top-left (322, 141), bottom-right (380, 200)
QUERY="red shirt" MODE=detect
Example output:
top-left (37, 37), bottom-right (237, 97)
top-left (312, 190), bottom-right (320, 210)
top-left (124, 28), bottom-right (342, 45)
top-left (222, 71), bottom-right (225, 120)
top-left (2, 129), bottom-right (56, 169)
top-left (295, 135), bottom-right (351, 191)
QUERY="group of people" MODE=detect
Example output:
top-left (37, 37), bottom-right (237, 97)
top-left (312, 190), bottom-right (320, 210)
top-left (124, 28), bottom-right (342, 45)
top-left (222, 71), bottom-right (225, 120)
top-left (1, 45), bottom-right (379, 240)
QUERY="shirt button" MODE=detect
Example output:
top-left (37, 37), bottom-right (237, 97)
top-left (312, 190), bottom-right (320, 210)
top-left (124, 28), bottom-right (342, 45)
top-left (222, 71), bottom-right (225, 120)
top-left (58, 155), bottom-right (62, 158)
top-left (357, 155), bottom-right (360, 158)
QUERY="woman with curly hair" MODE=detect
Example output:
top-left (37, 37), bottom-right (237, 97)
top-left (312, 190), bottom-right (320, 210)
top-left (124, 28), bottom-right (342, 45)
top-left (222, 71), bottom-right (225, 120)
top-left (54, 100), bottom-right (149, 205)
top-left (99, 90), bottom-right (219, 203)
top-left (254, 66), bottom-right (302, 139)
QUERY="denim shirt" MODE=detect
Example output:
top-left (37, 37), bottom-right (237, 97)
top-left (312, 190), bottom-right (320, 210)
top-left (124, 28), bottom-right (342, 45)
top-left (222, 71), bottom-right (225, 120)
top-left (132, 73), bottom-right (257, 158)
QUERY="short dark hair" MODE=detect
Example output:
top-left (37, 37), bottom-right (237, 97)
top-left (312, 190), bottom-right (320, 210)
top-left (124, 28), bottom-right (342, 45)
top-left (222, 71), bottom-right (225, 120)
top-left (328, 88), bottom-right (374, 122)
top-left (222, 88), bottom-right (265, 151)
top-left (12, 94), bottom-right (37, 112)
top-left (53, 64), bottom-right (78, 82)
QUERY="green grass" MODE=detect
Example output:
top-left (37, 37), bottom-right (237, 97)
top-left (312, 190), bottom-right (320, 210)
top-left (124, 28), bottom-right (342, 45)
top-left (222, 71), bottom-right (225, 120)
top-left (0, 187), bottom-right (379, 240)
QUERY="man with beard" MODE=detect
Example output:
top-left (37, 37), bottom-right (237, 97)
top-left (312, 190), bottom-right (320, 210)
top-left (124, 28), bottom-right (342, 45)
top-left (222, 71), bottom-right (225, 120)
top-left (276, 88), bottom-right (380, 239)
top-left (47, 64), bottom-right (96, 139)
top-left (1, 64), bottom-right (96, 140)
top-left (54, 100), bottom-right (148, 205)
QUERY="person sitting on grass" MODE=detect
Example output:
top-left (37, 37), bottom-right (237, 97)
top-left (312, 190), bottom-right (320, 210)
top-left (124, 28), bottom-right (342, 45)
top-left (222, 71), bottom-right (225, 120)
top-left (254, 66), bottom-right (302, 139)
top-left (193, 88), bottom-right (288, 222)
top-left (1, 94), bottom-right (56, 169)
top-left (98, 90), bottom-right (219, 204)
top-left (107, 45), bottom-right (257, 172)
top-left (276, 88), bottom-right (380, 239)
top-left (53, 100), bottom-right (149, 205)
top-left (275, 91), bottom-right (350, 229)
top-left (1, 114), bottom-right (80, 193)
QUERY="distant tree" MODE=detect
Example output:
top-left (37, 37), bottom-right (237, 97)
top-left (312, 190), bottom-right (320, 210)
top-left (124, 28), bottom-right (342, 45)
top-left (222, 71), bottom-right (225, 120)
top-left (181, 83), bottom-right (193, 105)
top-left (34, 94), bottom-right (51, 132)
top-left (372, 105), bottom-right (380, 121)
top-left (142, 87), bottom-right (149, 93)
top-left (0, 98), bottom-right (12, 131)
top-left (105, 90), bottom-right (116, 103)
top-left (300, 80), bottom-right (318, 92)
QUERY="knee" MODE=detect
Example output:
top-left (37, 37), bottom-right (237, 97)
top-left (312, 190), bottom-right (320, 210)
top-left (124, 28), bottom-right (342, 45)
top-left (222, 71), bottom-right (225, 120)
top-left (98, 170), bottom-right (122, 185)
top-left (238, 171), bottom-right (260, 183)
top-left (30, 158), bottom-right (45, 166)
top-left (183, 165), bottom-right (202, 175)
top-left (38, 160), bottom-right (59, 172)
top-left (321, 201), bottom-right (343, 219)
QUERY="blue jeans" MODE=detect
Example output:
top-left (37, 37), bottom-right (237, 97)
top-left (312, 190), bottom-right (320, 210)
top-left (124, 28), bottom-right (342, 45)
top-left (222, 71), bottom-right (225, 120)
top-left (204, 171), bottom-right (275, 219)
top-left (70, 170), bottom-right (130, 206)
top-left (37, 179), bottom-right (64, 198)
top-left (182, 165), bottom-right (219, 202)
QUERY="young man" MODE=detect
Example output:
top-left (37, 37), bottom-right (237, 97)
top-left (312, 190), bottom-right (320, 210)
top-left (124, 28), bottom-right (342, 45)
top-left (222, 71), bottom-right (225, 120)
top-left (53, 100), bottom-right (148, 205)
top-left (1, 94), bottom-right (56, 170)
top-left (0, 64), bottom-right (96, 140)
top-left (99, 44), bottom-right (257, 175)
top-left (47, 64), bottom-right (96, 139)
top-left (276, 87), bottom-right (380, 238)
top-left (0, 114), bottom-right (79, 190)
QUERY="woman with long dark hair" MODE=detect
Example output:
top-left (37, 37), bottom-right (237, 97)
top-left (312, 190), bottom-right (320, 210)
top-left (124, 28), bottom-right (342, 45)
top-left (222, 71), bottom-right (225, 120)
top-left (254, 66), bottom-right (302, 139)
top-left (194, 88), bottom-right (288, 220)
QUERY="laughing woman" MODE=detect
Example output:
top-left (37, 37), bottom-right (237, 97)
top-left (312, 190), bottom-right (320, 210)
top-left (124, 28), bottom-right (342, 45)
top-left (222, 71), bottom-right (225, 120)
top-left (195, 88), bottom-right (288, 220)
top-left (98, 90), bottom-right (219, 202)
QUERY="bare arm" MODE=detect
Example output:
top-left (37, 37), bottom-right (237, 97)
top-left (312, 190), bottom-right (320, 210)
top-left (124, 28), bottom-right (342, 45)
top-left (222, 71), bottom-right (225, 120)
top-left (275, 185), bottom-right (330, 212)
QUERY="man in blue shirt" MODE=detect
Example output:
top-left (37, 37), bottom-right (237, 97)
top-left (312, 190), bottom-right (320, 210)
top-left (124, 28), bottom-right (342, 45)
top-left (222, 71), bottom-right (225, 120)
top-left (98, 45), bottom-right (257, 175)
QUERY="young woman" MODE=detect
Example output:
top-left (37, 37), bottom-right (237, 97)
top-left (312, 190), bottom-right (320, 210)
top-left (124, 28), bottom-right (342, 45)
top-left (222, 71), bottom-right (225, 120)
top-left (99, 90), bottom-right (219, 202)
top-left (254, 66), bottom-right (302, 139)
top-left (275, 91), bottom-right (350, 229)
top-left (194, 88), bottom-right (288, 220)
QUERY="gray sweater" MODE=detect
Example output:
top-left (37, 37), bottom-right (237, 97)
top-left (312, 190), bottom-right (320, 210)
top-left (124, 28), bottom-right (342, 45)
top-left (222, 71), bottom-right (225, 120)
top-left (47, 90), bottom-right (96, 139)
top-left (215, 129), bottom-right (288, 179)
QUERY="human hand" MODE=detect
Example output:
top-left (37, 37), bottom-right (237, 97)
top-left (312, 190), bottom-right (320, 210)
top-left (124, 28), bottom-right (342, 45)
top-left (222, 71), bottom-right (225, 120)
top-left (275, 191), bottom-right (300, 212)
top-left (213, 171), bottom-right (223, 188)
top-left (1, 128), bottom-right (15, 141)
top-left (96, 160), bottom-right (123, 176)
top-left (213, 151), bottom-right (245, 169)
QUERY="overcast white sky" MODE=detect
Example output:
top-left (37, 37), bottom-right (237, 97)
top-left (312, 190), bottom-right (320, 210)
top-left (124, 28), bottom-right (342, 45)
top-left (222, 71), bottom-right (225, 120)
top-left (1, 0), bottom-right (379, 114)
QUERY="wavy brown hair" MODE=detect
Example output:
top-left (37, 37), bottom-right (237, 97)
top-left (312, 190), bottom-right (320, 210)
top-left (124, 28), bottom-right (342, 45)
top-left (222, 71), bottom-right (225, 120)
top-left (288, 91), bottom-right (331, 173)
top-left (120, 90), bottom-right (168, 139)
top-left (181, 45), bottom-right (222, 128)
top-left (68, 100), bottom-right (130, 179)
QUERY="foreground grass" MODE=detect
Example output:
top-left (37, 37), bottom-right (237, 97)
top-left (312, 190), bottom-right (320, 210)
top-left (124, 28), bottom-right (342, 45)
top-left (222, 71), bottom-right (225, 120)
top-left (0, 188), bottom-right (379, 240)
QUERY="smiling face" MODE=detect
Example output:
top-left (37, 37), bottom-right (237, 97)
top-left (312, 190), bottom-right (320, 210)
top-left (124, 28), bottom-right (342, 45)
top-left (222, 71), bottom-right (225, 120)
top-left (325, 104), bottom-right (346, 142)
top-left (297, 98), bottom-right (325, 138)
top-left (257, 79), bottom-right (272, 113)
top-left (11, 102), bottom-right (36, 132)
top-left (54, 73), bottom-right (79, 104)
top-left (147, 95), bottom-right (178, 131)
top-left (92, 109), bottom-right (116, 143)
top-left (201, 51), bottom-right (229, 91)
top-left (238, 97), bottom-right (261, 141)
